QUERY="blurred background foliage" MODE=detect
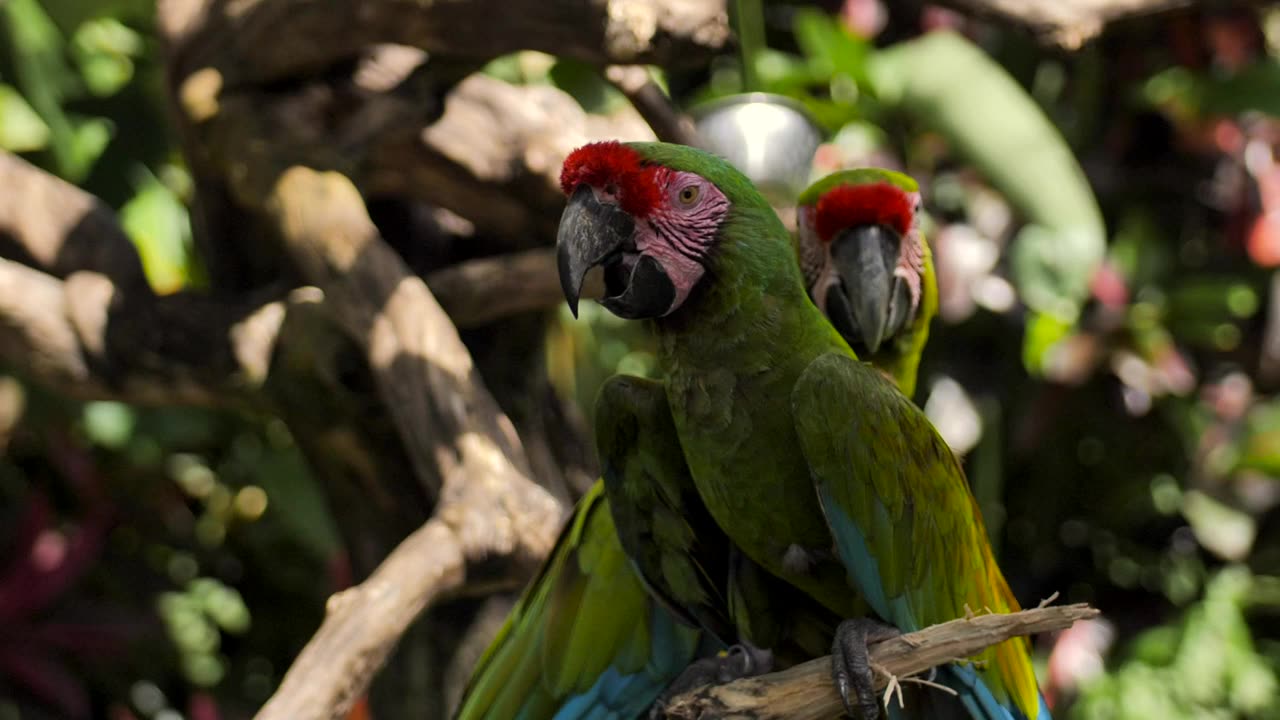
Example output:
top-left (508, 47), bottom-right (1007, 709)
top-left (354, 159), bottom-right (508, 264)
top-left (3, 0), bottom-right (1280, 718)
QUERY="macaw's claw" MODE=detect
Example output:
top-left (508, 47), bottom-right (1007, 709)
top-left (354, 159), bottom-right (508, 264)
top-left (832, 617), bottom-right (901, 720)
top-left (648, 642), bottom-right (774, 719)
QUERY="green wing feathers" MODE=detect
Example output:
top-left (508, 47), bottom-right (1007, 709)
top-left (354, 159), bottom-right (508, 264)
top-left (453, 482), bottom-right (685, 720)
top-left (792, 352), bottom-right (1040, 718)
top-left (595, 374), bottom-right (736, 644)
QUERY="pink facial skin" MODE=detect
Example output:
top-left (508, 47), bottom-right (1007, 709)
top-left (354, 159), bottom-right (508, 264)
top-left (633, 169), bottom-right (731, 315)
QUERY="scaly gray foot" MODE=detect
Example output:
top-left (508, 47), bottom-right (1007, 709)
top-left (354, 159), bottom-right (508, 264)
top-left (831, 617), bottom-right (902, 720)
top-left (648, 642), bottom-right (774, 718)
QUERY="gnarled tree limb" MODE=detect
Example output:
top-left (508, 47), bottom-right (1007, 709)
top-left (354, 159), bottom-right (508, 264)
top-left (254, 166), bottom-right (561, 719)
top-left (0, 152), bottom-right (147, 290)
top-left (255, 519), bottom-right (465, 720)
top-left (0, 151), bottom-right (587, 408)
top-left (160, 0), bottom-right (730, 86)
top-left (363, 73), bottom-right (658, 239)
top-left (660, 604), bottom-right (1099, 720)
top-left (606, 64), bottom-right (701, 146)
top-left (933, 0), bottom-right (1268, 49)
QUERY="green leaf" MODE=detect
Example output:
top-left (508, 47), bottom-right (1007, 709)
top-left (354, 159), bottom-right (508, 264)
top-left (70, 17), bottom-right (143, 97)
top-left (119, 167), bottom-right (194, 295)
top-left (753, 49), bottom-right (818, 95)
top-left (1238, 401), bottom-right (1280, 475)
top-left (1021, 310), bottom-right (1073, 374)
top-left (68, 114), bottom-right (113, 171)
top-left (82, 401), bottom-right (136, 449)
top-left (1010, 224), bottom-right (1099, 322)
top-left (871, 31), bottom-right (1106, 323)
top-left (250, 450), bottom-right (341, 561)
top-left (1198, 60), bottom-right (1280, 117)
top-left (2, 0), bottom-right (91, 179)
top-left (548, 58), bottom-right (627, 115)
top-left (0, 83), bottom-right (50, 151)
top-left (1110, 209), bottom-right (1171, 290)
top-left (1182, 490), bottom-right (1255, 562)
top-left (792, 8), bottom-right (870, 89)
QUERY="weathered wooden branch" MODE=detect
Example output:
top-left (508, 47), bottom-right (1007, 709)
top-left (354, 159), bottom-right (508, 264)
top-left (255, 519), bottom-right (464, 720)
top-left (660, 604), bottom-right (1099, 720)
top-left (606, 64), bottom-right (701, 146)
top-left (0, 151), bottom-right (147, 290)
top-left (363, 73), bottom-right (658, 238)
top-left (429, 247), bottom-right (604, 327)
top-left (0, 151), bottom-right (595, 407)
top-left (252, 167), bottom-right (560, 718)
top-left (934, 0), bottom-right (1267, 49)
top-left (160, 0), bottom-right (729, 86)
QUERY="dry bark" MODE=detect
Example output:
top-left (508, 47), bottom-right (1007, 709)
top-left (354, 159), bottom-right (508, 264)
top-left (660, 604), bottom-right (1099, 720)
top-left (934, 0), bottom-right (1268, 48)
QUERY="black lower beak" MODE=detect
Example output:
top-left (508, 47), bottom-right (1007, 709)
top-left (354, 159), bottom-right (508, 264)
top-left (556, 185), bottom-right (676, 320)
top-left (557, 185), bottom-right (636, 317)
top-left (829, 225), bottom-right (909, 354)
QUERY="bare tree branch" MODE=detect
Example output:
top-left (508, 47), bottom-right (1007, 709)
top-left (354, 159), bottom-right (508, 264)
top-left (606, 65), bottom-right (701, 146)
top-left (363, 73), bottom-right (658, 238)
top-left (0, 152), bottom-right (147, 289)
top-left (660, 604), bottom-right (1100, 720)
top-left (0, 150), bottom-right (598, 409)
top-left (426, 247), bottom-right (603, 327)
top-left (0, 258), bottom-right (278, 407)
top-left (249, 167), bottom-right (560, 719)
top-left (160, 0), bottom-right (729, 86)
top-left (933, 0), bottom-right (1267, 49)
top-left (0, 259), bottom-right (95, 391)
top-left (255, 519), bottom-right (465, 720)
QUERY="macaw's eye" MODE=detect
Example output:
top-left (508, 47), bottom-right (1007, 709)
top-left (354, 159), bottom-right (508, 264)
top-left (678, 185), bottom-right (700, 205)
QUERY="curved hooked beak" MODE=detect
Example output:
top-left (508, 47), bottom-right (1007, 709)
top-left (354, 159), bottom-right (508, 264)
top-left (556, 185), bottom-right (675, 320)
top-left (827, 224), bottom-right (910, 354)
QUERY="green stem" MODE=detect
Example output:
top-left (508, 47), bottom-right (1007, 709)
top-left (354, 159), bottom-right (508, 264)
top-left (732, 0), bottom-right (764, 92)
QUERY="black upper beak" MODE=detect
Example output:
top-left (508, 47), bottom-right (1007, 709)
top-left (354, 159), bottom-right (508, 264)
top-left (557, 185), bottom-right (635, 318)
top-left (827, 224), bottom-right (910, 354)
top-left (556, 185), bottom-right (676, 320)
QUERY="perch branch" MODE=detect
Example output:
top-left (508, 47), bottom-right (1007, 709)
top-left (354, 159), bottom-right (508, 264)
top-left (659, 603), bottom-right (1099, 720)
top-left (160, 0), bottom-right (729, 86)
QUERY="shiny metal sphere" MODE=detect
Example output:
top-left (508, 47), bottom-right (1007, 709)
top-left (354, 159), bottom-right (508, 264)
top-left (690, 93), bottom-right (825, 206)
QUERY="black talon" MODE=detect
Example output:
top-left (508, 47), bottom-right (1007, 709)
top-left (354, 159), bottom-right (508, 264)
top-left (715, 643), bottom-right (774, 683)
top-left (649, 642), bottom-right (775, 719)
top-left (831, 617), bottom-right (902, 720)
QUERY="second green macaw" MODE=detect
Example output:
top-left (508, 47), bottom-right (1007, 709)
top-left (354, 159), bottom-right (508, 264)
top-left (555, 141), bottom-right (1047, 720)
top-left (454, 167), bottom-right (940, 720)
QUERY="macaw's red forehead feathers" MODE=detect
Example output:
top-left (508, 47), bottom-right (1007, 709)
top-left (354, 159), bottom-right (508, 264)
top-left (559, 141), bottom-right (662, 217)
top-left (814, 182), bottom-right (915, 242)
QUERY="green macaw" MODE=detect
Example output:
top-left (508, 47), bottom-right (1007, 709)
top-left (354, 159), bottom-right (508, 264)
top-left (794, 169), bottom-right (938, 399)
top-left (454, 165), bottom-right (942, 720)
top-left (555, 141), bottom-right (1047, 720)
